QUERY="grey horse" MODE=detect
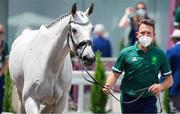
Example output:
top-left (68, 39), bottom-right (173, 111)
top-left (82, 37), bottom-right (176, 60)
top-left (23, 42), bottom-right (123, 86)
top-left (9, 3), bottom-right (95, 114)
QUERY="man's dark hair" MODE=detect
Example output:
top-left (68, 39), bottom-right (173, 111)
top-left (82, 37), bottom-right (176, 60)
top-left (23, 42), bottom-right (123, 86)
top-left (138, 19), bottom-right (155, 32)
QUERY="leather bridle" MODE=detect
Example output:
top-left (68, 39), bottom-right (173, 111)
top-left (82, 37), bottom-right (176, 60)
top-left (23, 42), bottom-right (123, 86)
top-left (67, 19), bottom-right (92, 59)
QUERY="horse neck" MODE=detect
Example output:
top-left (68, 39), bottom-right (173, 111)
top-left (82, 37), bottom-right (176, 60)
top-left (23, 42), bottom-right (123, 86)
top-left (44, 15), bottom-right (71, 75)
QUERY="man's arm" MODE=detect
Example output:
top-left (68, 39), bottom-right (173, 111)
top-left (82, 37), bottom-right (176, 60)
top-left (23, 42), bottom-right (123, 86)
top-left (148, 75), bottom-right (173, 95)
top-left (118, 7), bottom-right (133, 28)
top-left (103, 72), bottom-right (121, 95)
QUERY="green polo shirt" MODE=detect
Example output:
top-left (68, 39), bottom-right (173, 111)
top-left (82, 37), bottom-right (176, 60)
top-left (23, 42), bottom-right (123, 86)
top-left (113, 43), bottom-right (172, 97)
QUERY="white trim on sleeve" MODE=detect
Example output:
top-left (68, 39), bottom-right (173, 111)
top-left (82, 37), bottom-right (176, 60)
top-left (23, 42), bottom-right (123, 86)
top-left (112, 67), bottom-right (122, 73)
top-left (163, 71), bottom-right (172, 76)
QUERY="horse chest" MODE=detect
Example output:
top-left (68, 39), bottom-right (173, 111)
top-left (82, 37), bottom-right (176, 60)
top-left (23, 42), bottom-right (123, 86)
top-left (35, 79), bottom-right (62, 105)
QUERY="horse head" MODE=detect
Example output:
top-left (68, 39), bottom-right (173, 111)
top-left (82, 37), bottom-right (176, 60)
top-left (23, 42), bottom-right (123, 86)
top-left (68, 3), bottom-right (95, 66)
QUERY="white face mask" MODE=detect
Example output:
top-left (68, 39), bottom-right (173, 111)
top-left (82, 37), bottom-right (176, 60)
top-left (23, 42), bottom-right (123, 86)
top-left (136, 9), bottom-right (146, 17)
top-left (138, 36), bottom-right (152, 47)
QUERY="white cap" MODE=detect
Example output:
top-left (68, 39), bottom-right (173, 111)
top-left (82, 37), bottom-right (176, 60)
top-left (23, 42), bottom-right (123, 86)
top-left (94, 24), bottom-right (105, 33)
top-left (171, 29), bottom-right (180, 39)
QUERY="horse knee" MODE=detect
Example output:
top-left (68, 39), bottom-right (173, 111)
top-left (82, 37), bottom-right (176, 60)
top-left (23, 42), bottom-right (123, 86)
top-left (24, 97), bottom-right (39, 114)
top-left (53, 95), bottom-right (68, 113)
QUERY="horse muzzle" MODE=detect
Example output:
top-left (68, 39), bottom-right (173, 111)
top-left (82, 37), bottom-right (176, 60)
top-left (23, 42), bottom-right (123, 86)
top-left (82, 55), bottom-right (95, 66)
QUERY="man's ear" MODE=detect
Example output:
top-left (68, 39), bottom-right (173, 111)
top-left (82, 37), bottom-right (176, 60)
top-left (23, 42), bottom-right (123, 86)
top-left (135, 32), bottom-right (139, 40)
top-left (153, 33), bottom-right (156, 38)
top-left (153, 33), bottom-right (156, 40)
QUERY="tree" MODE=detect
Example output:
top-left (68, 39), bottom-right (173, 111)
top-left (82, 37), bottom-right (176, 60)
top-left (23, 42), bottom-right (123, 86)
top-left (90, 52), bottom-right (108, 113)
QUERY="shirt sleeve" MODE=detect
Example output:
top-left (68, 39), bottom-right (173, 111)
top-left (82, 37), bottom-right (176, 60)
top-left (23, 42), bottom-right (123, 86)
top-left (112, 50), bottom-right (126, 74)
top-left (160, 51), bottom-right (172, 77)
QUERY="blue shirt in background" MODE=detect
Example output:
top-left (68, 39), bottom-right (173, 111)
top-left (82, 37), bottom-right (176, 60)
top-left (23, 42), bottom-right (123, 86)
top-left (92, 36), bottom-right (112, 57)
top-left (167, 42), bottom-right (180, 96)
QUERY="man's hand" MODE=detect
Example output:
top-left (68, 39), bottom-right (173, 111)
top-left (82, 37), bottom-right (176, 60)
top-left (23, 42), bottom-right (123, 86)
top-left (149, 75), bottom-right (173, 95)
top-left (102, 85), bottom-right (111, 95)
top-left (102, 72), bottom-right (120, 95)
top-left (148, 84), bottom-right (162, 95)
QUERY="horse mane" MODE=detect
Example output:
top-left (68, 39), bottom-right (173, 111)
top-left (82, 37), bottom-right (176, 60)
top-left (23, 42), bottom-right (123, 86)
top-left (46, 12), bottom-right (71, 28)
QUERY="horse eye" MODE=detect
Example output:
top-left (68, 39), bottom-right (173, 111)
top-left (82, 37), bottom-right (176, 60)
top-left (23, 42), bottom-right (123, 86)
top-left (72, 28), bottom-right (77, 33)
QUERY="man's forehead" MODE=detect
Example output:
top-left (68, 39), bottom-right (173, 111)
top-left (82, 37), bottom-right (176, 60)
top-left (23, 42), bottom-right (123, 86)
top-left (139, 24), bottom-right (153, 32)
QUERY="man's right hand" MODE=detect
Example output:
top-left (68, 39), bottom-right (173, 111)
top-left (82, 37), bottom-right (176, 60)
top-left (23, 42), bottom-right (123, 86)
top-left (102, 85), bottom-right (111, 95)
top-left (102, 72), bottom-right (120, 95)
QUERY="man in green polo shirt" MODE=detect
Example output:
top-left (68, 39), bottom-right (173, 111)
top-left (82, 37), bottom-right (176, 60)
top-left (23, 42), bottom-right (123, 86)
top-left (103, 19), bottom-right (173, 113)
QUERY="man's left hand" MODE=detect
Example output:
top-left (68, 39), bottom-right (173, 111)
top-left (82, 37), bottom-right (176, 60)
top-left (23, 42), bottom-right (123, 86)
top-left (148, 84), bottom-right (162, 95)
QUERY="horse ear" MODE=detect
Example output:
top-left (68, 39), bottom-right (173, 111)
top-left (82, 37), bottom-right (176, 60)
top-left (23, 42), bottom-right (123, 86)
top-left (71, 3), bottom-right (77, 16)
top-left (85, 3), bottom-right (94, 16)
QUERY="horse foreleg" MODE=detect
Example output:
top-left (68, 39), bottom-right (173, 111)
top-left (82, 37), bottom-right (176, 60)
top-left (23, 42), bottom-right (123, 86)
top-left (11, 85), bottom-right (25, 113)
top-left (18, 90), bottom-right (26, 113)
top-left (24, 97), bottom-right (40, 114)
top-left (53, 93), bottom-right (68, 113)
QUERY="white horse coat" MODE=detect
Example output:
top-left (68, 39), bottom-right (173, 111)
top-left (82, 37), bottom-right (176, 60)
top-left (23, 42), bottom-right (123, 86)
top-left (9, 3), bottom-right (95, 114)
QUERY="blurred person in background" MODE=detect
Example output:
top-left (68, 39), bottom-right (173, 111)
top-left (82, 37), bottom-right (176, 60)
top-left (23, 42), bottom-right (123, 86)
top-left (118, 1), bottom-right (150, 46)
top-left (92, 24), bottom-right (112, 57)
top-left (0, 24), bottom-right (9, 113)
top-left (166, 29), bottom-right (180, 114)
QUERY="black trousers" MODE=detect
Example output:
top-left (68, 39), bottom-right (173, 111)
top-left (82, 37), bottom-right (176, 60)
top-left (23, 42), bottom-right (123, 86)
top-left (121, 93), bottom-right (157, 114)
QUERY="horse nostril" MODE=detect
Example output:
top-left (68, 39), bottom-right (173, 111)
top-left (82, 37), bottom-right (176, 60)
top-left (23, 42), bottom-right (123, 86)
top-left (82, 55), bottom-right (88, 61)
top-left (82, 55), bottom-right (95, 66)
top-left (82, 55), bottom-right (95, 62)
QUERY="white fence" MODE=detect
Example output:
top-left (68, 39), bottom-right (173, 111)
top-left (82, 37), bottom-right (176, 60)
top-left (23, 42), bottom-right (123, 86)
top-left (64, 70), bottom-right (123, 114)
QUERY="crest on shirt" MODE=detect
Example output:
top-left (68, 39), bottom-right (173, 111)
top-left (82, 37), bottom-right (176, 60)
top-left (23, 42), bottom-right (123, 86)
top-left (131, 57), bottom-right (137, 62)
top-left (152, 56), bottom-right (157, 65)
